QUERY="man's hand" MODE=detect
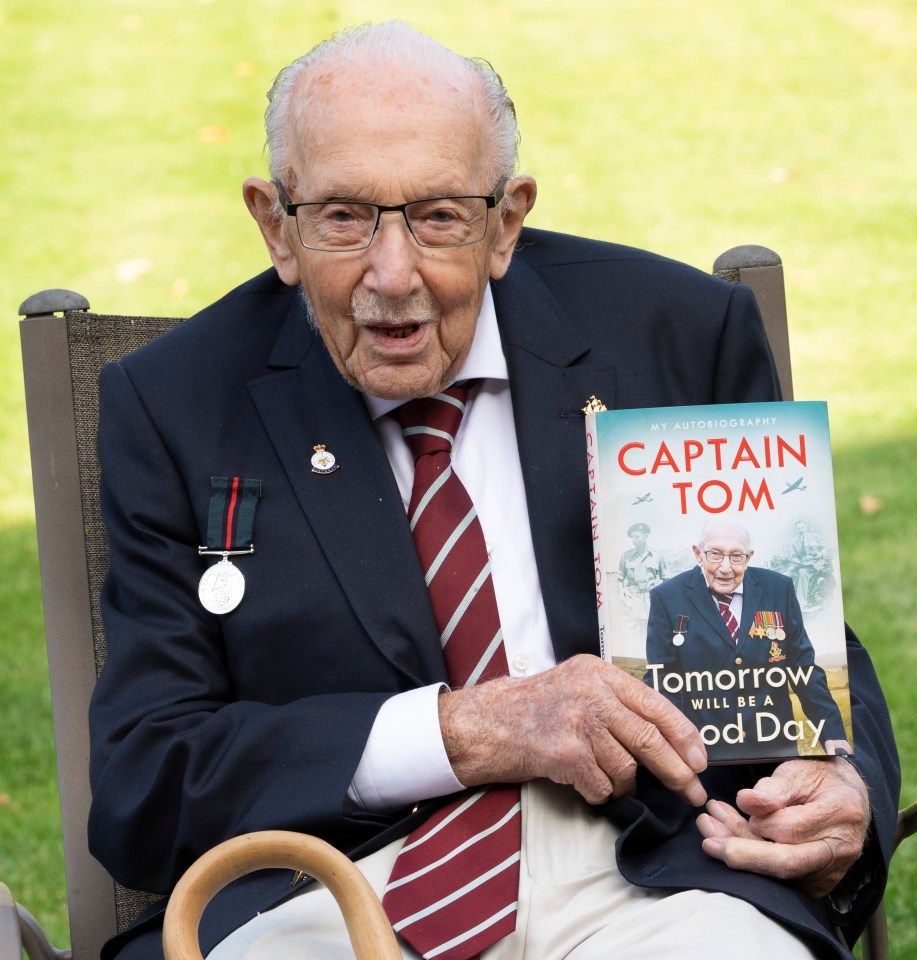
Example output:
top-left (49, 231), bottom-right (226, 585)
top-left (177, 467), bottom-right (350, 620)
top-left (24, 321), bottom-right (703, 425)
top-left (438, 654), bottom-right (708, 807)
top-left (696, 757), bottom-right (870, 898)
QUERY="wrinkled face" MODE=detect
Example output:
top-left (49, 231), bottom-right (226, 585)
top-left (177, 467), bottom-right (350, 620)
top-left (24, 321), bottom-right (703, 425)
top-left (262, 62), bottom-right (531, 400)
top-left (692, 521), bottom-right (754, 595)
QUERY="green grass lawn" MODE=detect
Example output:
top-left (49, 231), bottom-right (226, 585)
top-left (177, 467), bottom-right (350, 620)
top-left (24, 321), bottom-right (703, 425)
top-left (1, 0), bottom-right (914, 955)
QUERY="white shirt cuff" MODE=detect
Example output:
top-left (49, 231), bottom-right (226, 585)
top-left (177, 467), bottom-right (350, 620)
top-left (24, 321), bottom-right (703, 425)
top-left (347, 684), bottom-right (464, 811)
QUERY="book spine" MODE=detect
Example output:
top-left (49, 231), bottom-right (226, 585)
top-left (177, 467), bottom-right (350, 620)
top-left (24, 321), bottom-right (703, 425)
top-left (586, 413), bottom-right (611, 661)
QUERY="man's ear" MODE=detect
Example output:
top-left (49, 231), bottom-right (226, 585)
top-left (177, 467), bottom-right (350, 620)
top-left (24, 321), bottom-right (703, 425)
top-left (489, 175), bottom-right (537, 280)
top-left (242, 178), bottom-right (302, 285)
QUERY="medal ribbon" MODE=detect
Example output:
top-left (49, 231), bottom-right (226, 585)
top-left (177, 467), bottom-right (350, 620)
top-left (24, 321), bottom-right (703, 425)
top-left (205, 477), bottom-right (262, 551)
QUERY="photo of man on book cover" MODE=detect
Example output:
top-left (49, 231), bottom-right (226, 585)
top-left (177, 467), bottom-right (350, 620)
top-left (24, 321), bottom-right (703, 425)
top-left (643, 516), bottom-right (852, 762)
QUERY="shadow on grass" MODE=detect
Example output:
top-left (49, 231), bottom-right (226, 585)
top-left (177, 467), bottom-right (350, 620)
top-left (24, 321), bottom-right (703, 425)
top-left (0, 433), bottom-right (914, 957)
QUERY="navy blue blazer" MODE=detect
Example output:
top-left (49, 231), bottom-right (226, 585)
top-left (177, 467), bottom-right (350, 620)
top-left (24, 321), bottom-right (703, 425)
top-left (645, 565), bottom-right (848, 761)
top-left (88, 228), bottom-right (898, 959)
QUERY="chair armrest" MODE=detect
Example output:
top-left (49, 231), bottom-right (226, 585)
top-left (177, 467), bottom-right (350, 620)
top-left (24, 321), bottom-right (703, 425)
top-left (895, 800), bottom-right (917, 851)
top-left (0, 884), bottom-right (69, 960)
top-left (0, 884), bottom-right (23, 960)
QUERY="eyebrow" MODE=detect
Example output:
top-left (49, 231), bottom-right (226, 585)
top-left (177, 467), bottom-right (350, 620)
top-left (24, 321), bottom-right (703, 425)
top-left (306, 182), bottom-right (473, 204)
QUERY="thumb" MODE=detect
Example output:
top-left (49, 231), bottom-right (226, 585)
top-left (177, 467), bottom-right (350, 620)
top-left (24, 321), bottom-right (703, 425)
top-left (736, 765), bottom-right (802, 816)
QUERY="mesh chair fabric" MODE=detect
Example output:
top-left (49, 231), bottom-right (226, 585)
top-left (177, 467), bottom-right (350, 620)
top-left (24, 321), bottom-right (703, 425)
top-left (65, 310), bottom-right (183, 931)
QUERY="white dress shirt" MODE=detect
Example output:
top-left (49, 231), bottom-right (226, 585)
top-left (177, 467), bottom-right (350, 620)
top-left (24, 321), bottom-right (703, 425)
top-left (349, 285), bottom-right (556, 810)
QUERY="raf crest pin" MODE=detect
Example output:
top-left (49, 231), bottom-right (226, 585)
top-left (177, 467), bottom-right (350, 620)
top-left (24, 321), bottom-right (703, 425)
top-left (310, 443), bottom-right (340, 475)
top-left (582, 395), bottom-right (608, 414)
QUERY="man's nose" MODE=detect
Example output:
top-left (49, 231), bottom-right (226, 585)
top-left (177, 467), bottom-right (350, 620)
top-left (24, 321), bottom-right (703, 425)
top-left (717, 555), bottom-right (733, 572)
top-left (361, 213), bottom-right (423, 299)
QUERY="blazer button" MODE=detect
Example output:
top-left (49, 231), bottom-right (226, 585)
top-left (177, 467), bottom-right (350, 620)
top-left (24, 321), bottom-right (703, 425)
top-left (735, 657), bottom-right (743, 665)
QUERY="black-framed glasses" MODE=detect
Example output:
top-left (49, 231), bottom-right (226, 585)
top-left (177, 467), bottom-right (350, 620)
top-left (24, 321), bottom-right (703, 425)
top-left (275, 181), bottom-right (505, 252)
top-left (702, 550), bottom-right (750, 566)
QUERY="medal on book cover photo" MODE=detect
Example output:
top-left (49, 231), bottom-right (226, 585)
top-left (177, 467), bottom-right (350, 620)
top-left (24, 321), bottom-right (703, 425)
top-left (749, 609), bottom-right (786, 642)
top-left (672, 615), bottom-right (689, 646)
top-left (198, 476), bottom-right (262, 615)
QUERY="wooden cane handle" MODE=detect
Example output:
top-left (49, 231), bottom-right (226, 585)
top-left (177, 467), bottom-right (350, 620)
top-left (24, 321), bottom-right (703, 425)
top-left (162, 830), bottom-right (401, 960)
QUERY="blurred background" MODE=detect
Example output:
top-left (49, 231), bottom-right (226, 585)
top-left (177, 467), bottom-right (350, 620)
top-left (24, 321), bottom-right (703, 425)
top-left (1, 0), bottom-right (914, 955)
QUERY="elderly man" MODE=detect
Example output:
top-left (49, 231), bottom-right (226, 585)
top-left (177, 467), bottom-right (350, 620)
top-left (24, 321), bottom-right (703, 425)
top-left (645, 517), bottom-right (852, 762)
top-left (88, 21), bottom-right (898, 960)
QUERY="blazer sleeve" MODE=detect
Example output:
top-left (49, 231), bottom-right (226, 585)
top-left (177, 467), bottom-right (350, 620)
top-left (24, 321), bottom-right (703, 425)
top-left (713, 282), bottom-right (783, 404)
top-left (88, 361), bottom-right (402, 894)
top-left (827, 624), bottom-right (900, 942)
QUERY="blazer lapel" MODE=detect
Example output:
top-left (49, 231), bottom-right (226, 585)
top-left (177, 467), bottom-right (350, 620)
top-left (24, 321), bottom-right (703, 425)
top-left (735, 568), bottom-right (762, 656)
top-left (492, 262), bottom-right (618, 661)
top-left (247, 305), bottom-right (445, 686)
top-left (684, 566), bottom-right (735, 648)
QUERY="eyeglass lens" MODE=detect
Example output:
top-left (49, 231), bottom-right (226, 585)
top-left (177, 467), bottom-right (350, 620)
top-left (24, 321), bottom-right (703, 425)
top-left (704, 550), bottom-right (747, 564)
top-left (295, 197), bottom-right (489, 250)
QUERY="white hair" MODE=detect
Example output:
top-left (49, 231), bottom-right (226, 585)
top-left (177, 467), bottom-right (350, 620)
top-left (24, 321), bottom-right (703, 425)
top-left (262, 21), bottom-right (520, 201)
top-left (698, 517), bottom-right (752, 550)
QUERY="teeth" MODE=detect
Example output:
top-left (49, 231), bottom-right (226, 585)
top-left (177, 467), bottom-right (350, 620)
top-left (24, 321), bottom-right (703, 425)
top-left (386, 325), bottom-right (417, 339)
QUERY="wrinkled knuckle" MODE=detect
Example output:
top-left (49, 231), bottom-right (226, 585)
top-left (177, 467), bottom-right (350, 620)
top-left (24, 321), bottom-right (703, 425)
top-left (568, 653), bottom-right (603, 678)
top-left (836, 836), bottom-right (863, 864)
top-left (629, 722), bottom-right (664, 757)
top-left (572, 765), bottom-right (612, 805)
top-left (607, 753), bottom-right (637, 783)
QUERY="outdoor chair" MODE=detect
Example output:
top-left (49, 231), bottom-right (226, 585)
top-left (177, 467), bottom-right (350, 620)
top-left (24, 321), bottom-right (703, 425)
top-left (2, 247), bottom-right (911, 959)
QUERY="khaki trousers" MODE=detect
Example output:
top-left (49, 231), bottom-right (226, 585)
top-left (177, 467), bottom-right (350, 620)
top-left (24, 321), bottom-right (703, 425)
top-left (208, 781), bottom-right (819, 959)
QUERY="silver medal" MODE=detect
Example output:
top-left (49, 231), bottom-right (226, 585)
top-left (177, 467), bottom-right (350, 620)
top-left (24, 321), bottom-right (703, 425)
top-left (199, 557), bottom-right (246, 615)
top-left (673, 633), bottom-right (685, 646)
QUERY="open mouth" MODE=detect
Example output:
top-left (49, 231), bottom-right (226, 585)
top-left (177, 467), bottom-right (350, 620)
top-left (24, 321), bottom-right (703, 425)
top-left (380, 324), bottom-right (420, 339)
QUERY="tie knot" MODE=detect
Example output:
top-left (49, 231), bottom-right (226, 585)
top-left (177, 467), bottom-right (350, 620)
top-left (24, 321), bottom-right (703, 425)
top-left (716, 593), bottom-right (734, 608)
top-left (393, 382), bottom-right (473, 463)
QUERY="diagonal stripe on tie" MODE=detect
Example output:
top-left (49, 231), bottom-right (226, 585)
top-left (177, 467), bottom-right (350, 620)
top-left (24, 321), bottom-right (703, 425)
top-left (385, 797), bottom-right (522, 892)
top-left (716, 593), bottom-right (740, 643)
top-left (424, 903), bottom-right (520, 959)
top-left (384, 383), bottom-right (521, 960)
top-left (392, 853), bottom-right (521, 931)
top-left (425, 508), bottom-right (476, 585)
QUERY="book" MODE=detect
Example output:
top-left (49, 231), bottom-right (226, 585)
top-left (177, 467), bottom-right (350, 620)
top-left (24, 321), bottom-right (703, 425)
top-left (585, 400), bottom-right (853, 763)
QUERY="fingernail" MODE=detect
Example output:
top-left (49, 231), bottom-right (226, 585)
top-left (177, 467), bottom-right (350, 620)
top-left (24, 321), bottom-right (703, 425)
top-left (688, 746), bottom-right (707, 772)
top-left (688, 781), bottom-right (708, 808)
top-left (703, 838), bottom-right (724, 858)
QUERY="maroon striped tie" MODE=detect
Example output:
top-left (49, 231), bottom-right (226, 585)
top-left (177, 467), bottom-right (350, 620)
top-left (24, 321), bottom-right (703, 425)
top-left (716, 593), bottom-right (739, 644)
top-left (382, 383), bottom-right (521, 960)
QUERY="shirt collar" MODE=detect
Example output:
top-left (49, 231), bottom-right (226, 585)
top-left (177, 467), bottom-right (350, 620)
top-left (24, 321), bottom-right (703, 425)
top-left (363, 284), bottom-right (506, 422)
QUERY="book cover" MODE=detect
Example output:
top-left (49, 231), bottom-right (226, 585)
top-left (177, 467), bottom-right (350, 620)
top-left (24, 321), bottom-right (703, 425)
top-left (585, 400), bottom-right (852, 763)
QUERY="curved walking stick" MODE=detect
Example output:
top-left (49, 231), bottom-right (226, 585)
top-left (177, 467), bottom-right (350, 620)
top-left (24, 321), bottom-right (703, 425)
top-left (162, 830), bottom-right (401, 960)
